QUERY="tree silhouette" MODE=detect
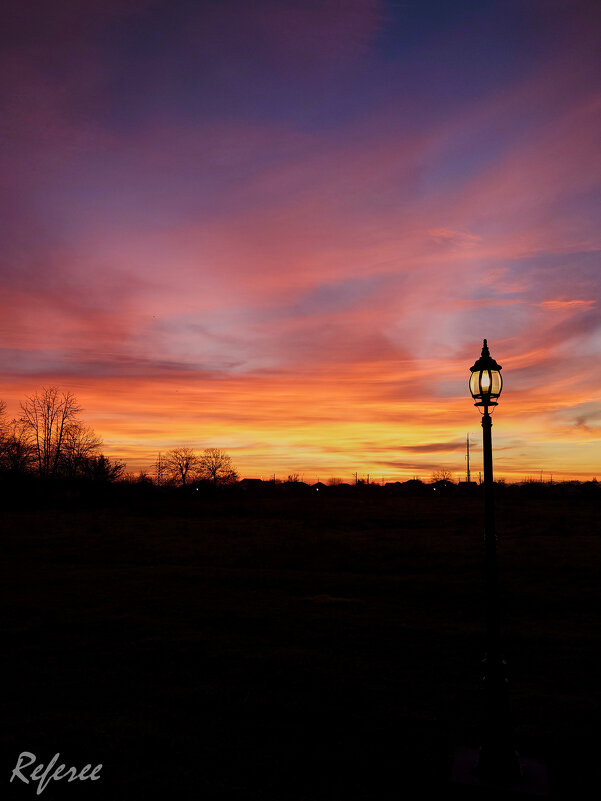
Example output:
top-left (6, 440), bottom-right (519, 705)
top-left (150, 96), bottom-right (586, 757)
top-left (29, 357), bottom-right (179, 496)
top-left (20, 387), bottom-right (82, 478)
top-left (0, 417), bottom-right (35, 474)
top-left (198, 448), bottom-right (238, 486)
top-left (431, 469), bottom-right (454, 483)
top-left (1, 402), bottom-right (35, 474)
top-left (85, 454), bottom-right (126, 482)
top-left (164, 447), bottom-right (199, 486)
top-left (2, 390), bottom-right (126, 484)
top-left (0, 400), bottom-right (8, 464)
top-left (60, 423), bottom-right (103, 479)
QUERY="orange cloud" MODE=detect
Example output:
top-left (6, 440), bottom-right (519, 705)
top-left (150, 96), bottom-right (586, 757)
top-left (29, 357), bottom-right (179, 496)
top-left (1, 1), bottom-right (599, 483)
top-left (540, 299), bottom-right (596, 312)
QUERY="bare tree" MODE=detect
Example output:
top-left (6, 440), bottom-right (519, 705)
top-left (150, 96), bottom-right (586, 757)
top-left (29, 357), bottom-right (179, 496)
top-left (0, 399), bottom-right (8, 457)
top-left (60, 423), bottom-right (103, 479)
top-left (84, 454), bottom-right (126, 482)
top-left (20, 387), bottom-right (83, 478)
top-left (154, 452), bottom-right (165, 486)
top-left (198, 448), bottom-right (238, 486)
top-left (164, 446), bottom-right (199, 486)
top-left (132, 468), bottom-right (153, 485)
top-left (431, 469), bottom-right (454, 483)
top-left (0, 416), bottom-right (35, 474)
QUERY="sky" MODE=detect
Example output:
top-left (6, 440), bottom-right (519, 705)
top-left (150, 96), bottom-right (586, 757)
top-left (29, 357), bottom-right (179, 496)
top-left (1, 0), bottom-right (600, 482)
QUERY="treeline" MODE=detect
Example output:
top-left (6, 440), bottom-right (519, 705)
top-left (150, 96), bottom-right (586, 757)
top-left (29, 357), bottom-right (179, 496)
top-left (0, 387), bottom-right (240, 489)
top-left (3, 387), bottom-right (597, 497)
top-left (155, 447), bottom-right (237, 487)
top-left (0, 387), bottom-right (125, 481)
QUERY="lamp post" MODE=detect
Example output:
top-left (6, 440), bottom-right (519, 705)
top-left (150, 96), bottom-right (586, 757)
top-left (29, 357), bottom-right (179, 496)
top-left (468, 339), bottom-right (521, 783)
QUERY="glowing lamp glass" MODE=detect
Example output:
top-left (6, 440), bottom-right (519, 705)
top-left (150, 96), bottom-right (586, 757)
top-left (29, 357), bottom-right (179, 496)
top-left (469, 369), bottom-right (502, 403)
top-left (469, 340), bottom-right (503, 408)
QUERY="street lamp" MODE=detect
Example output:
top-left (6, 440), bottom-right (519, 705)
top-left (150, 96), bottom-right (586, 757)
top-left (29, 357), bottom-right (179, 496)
top-left (469, 340), bottom-right (502, 408)
top-left (469, 339), bottom-right (521, 783)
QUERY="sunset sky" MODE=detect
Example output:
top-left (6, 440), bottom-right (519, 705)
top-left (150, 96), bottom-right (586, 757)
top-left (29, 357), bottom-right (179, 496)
top-left (1, 0), bottom-right (600, 482)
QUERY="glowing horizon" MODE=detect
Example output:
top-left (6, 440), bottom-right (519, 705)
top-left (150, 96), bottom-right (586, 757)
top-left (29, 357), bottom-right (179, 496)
top-left (1, 1), bottom-right (599, 483)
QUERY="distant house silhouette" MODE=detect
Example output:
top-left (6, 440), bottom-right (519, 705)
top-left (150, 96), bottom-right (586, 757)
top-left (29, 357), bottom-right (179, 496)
top-left (385, 479), bottom-right (428, 496)
top-left (238, 478), bottom-right (263, 491)
top-left (281, 480), bottom-right (310, 495)
top-left (330, 482), bottom-right (353, 496)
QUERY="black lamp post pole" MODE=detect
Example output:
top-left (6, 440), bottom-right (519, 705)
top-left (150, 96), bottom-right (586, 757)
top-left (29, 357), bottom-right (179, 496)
top-left (482, 406), bottom-right (499, 661)
top-left (476, 402), bottom-right (521, 782)
top-left (454, 341), bottom-right (549, 792)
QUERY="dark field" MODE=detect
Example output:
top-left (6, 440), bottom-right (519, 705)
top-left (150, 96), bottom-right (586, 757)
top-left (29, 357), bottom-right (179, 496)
top-left (1, 489), bottom-right (599, 800)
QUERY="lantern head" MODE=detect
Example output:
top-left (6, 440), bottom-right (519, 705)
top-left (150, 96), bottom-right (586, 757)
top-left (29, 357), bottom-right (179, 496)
top-left (469, 339), bottom-right (503, 408)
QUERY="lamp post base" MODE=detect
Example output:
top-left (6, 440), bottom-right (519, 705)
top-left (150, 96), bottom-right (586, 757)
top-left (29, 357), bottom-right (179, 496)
top-left (451, 746), bottom-right (550, 797)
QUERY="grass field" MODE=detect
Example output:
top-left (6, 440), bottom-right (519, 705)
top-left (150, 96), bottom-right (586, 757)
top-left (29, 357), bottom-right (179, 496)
top-left (1, 489), bottom-right (599, 799)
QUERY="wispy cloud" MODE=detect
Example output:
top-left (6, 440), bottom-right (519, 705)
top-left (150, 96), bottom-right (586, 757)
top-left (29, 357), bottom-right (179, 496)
top-left (0, 0), bottom-right (599, 480)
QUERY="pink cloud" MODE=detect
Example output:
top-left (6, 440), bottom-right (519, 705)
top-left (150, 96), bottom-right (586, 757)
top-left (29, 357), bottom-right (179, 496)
top-left (540, 299), bottom-right (596, 312)
top-left (0, 1), bottom-right (599, 482)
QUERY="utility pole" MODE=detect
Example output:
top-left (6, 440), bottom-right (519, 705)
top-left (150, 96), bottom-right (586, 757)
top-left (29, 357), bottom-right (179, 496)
top-left (466, 433), bottom-right (471, 483)
top-left (155, 452), bottom-right (163, 486)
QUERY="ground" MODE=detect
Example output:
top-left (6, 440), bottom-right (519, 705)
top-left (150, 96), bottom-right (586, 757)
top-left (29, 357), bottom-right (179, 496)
top-left (1, 489), bottom-right (599, 799)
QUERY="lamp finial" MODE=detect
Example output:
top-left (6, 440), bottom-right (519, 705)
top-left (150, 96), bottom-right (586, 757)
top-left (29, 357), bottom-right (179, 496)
top-left (470, 339), bottom-right (502, 373)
